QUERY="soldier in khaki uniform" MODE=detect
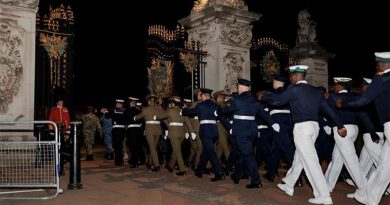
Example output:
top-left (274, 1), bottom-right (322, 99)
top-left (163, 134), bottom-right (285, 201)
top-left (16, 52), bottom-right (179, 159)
top-left (134, 94), bottom-right (162, 171)
top-left (155, 96), bottom-right (195, 175)
top-left (81, 106), bottom-right (103, 161)
top-left (186, 90), bottom-right (202, 170)
top-left (213, 90), bottom-right (230, 161)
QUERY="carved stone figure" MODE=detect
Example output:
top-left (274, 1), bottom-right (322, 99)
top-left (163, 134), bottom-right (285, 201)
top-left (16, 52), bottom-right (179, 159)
top-left (0, 22), bottom-right (23, 113)
top-left (296, 9), bottom-right (317, 45)
top-left (220, 22), bottom-right (252, 46)
top-left (0, 0), bottom-right (39, 9)
top-left (223, 52), bottom-right (244, 92)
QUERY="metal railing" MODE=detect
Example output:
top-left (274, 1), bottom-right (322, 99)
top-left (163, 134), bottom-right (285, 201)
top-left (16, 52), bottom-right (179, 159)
top-left (0, 121), bottom-right (62, 200)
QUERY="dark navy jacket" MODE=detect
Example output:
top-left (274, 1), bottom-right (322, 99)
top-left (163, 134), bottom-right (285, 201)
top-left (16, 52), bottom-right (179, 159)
top-left (182, 99), bottom-right (218, 138)
top-left (262, 81), bottom-right (343, 128)
top-left (345, 71), bottom-right (390, 124)
top-left (219, 91), bottom-right (274, 137)
top-left (107, 108), bottom-right (127, 126)
top-left (328, 91), bottom-right (376, 132)
top-left (267, 87), bottom-right (293, 128)
top-left (256, 102), bottom-right (273, 128)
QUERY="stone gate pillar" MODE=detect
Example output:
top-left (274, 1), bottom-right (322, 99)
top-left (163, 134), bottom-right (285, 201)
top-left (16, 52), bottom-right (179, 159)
top-left (179, 0), bottom-right (261, 93)
top-left (0, 0), bottom-right (39, 137)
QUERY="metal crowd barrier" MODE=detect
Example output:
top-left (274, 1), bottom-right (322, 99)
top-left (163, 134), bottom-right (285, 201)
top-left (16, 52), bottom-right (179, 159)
top-left (0, 121), bottom-right (63, 200)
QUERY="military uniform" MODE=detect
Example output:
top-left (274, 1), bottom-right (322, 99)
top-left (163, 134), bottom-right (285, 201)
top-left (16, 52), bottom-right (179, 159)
top-left (263, 65), bottom-right (344, 204)
top-left (134, 95), bottom-right (162, 171)
top-left (182, 88), bottom-right (224, 181)
top-left (107, 99), bottom-right (127, 166)
top-left (264, 82), bottom-right (295, 182)
top-left (342, 52), bottom-right (390, 205)
top-left (186, 101), bottom-right (202, 168)
top-left (125, 100), bottom-right (144, 167)
top-left (325, 78), bottom-right (377, 194)
top-left (48, 102), bottom-right (71, 175)
top-left (156, 99), bottom-right (194, 175)
top-left (214, 91), bottom-right (231, 162)
top-left (81, 112), bottom-right (102, 160)
top-left (220, 80), bottom-right (277, 188)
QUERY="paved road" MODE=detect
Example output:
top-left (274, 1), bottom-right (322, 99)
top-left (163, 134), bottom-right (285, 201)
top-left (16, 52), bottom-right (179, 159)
top-left (1, 151), bottom-right (389, 205)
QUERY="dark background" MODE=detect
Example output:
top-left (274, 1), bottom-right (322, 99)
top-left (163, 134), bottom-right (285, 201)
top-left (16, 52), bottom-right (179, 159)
top-left (37, 0), bottom-right (390, 108)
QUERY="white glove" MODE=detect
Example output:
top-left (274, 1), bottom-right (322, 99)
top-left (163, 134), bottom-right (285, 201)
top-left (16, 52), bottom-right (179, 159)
top-left (164, 135), bottom-right (168, 140)
top-left (165, 130), bottom-right (168, 136)
top-left (258, 131), bottom-right (260, 138)
top-left (153, 115), bottom-right (157, 120)
top-left (185, 133), bottom-right (189, 139)
top-left (272, 123), bottom-right (280, 132)
top-left (191, 133), bottom-right (196, 140)
top-left (214, 110), bottom-right (218, 116)
top-left (323, 125), bottom-right (331, 135)
top-left (229, 129), bottom-right (232, 135)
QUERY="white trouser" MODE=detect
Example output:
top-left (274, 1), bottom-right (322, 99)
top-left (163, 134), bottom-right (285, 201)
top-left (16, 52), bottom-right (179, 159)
top-left (282, 121), bottom-right (330, 198)
top-left (366, 122), bottom-right (390, 205)
top-left (325, 125), bottom-right (366, 192)
top-left (359, 132), bottom-right (384, 178)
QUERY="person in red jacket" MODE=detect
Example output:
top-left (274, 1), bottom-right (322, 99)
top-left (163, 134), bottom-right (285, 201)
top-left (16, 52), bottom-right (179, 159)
top-left (48, 97), bottom-right (71, 176)
top-left (49, 99), bottom-right (70, 132)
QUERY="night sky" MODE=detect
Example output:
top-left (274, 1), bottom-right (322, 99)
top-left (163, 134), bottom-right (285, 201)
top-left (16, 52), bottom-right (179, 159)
top-left (38, 0), bottom-right (389, 108)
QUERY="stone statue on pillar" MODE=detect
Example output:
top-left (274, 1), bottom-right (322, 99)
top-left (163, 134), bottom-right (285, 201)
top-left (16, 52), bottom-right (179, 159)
top-left (290, 9), bottom-right (332, 90)
top-left (181, 0), bottom-right (260, 92)
top-left (0, 0), bottom-right (40, 138)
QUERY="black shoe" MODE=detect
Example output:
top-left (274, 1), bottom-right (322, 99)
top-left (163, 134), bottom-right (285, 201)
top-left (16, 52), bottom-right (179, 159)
top-left (210, 173), bottom-right (225, 182)
top-left (246, 183), bottom-right (262, 189)
top-left (224, 168), bottom-right (230, 176)
top-left (176, 171), bottom-right (187, 176)
top-left (151, 166), bottom-right (160, 172)
top-left (86, 154), bottom-right (94, 161)
top-left (203, 168), bottom-right (211, 174)
top-left (165, 165), bottom-right (173, 172)
top-left (295, 178), bottom-right (303, 187)
top-left (195, 171), bottom-right (203, 178)
top-left (232, 175), bottom-right (239, 184)
top-left (241, 174), bottom-right (249, 179)
top-left (106, 153), bottom-right (113, 160)
top-left (263, 173), bottom-right (275, 183)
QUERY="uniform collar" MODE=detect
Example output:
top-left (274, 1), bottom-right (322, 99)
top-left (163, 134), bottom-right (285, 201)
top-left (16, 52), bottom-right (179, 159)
top-left (296, 80), bottom-right (308, 85)
top-left (338, 90), bottom-right (348, 93)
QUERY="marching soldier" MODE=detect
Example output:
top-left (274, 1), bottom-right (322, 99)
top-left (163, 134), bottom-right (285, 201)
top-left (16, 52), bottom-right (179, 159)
top-left (134, 94), bottom-right (162, 171)
top-left (262, 76), bottom-right (295, 183)
top-left (181, 88), bottom-right (225, 181)
top-left (81, 106), bottom-right (102, 161)
top-left (262, 65), bottom-right (346, 204)
top-left (254, 91), bottom-right (274, 173)
top-left (125, 97), bottom-right (144, 168)
top-left (355, 78), bottom-right (384, 180)
top-left (154, 96), bottom-right (195, 176)
top-left (107, 99), bottom-right (127, 166)
top-left (219, 79), bottom-right (280, 189)
top-left (185, 90), bottom-right (202, 170)
top-left (338, 52), bottom-right (390, 205)
top-left (324, 77), bottom-right (378, 198)
top-left (213, 90), bottom-right (230, 162)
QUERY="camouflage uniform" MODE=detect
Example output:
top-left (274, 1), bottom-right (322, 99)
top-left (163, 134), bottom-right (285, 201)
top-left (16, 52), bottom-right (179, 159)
top-left (81, 113), bottom-right (102, 156)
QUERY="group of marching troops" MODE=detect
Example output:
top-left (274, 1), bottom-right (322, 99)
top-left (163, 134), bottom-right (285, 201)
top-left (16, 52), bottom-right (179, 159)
top-left (99, 52), bottom-right (390, 205)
